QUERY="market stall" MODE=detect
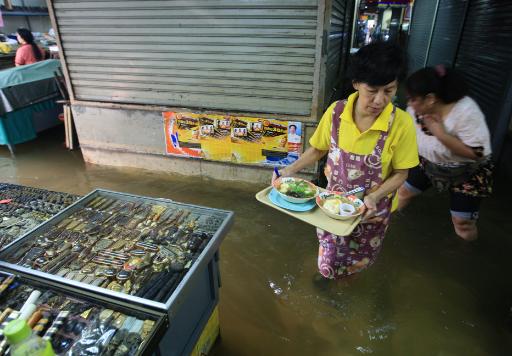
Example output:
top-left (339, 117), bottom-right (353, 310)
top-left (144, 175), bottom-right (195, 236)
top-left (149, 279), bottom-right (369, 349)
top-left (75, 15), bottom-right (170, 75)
top-left (0, 183), bottom-right (234, 355)
top-left (0, 60), bottom-right (62, 154)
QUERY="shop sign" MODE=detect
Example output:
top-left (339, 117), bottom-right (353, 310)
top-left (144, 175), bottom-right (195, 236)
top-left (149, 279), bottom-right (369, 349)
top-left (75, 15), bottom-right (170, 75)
top-left (378, 0), bottom-right (410, 7)
top-left (163, 112), bottom-right (302, 166)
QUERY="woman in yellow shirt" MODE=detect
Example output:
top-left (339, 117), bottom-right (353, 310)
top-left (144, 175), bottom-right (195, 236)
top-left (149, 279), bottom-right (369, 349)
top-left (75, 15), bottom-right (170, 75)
top-left (272, 42), bottom-right (419, 279)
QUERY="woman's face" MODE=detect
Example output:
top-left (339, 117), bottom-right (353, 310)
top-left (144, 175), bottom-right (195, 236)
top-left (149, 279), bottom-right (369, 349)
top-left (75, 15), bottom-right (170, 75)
top-left (407, 94), bottom-right (434, 116)
top-left (16, 33), bottom-right (25, 44)
top-left (353, 81), bottom-right (397, 117)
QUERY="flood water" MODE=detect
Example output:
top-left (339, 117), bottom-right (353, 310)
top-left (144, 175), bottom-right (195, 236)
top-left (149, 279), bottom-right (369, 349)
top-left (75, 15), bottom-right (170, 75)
top-left (2, 130), bottom-right (512, 355)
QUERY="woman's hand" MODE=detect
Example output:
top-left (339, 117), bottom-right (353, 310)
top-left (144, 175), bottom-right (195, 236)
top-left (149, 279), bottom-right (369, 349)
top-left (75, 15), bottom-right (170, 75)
top-left (270, 147), bottom-right (328, 185)
top-left (271, 168), bottom-right (281, 184)
top-left (423, 114), bottom-right (480, 160)
top-left (360, 169), bottom-right (409, 223)
top-left (271, 167), bottom-right (290, 184)
top-left (362, 193), bottom-right (378, 221)
top-left (422, 114), bottom-right (445, 137)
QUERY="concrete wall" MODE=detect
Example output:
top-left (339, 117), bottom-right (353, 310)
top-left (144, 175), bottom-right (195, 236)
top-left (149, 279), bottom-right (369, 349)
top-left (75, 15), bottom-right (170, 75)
top-left (72, 105), bottom-right (314, 184)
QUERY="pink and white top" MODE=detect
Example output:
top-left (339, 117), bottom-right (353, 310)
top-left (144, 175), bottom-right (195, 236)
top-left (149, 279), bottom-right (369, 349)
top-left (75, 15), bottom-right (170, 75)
top-left (407, 96), bottom-right (492, 165)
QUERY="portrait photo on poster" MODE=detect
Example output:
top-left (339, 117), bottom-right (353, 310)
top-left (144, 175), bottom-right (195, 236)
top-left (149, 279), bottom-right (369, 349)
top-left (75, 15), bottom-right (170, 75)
top-left (287, 121), bottom-right (302, 157)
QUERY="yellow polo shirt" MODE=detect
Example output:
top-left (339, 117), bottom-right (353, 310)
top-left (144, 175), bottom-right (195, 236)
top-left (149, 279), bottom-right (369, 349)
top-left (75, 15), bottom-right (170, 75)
top-left (310, 92), bottom-right (419, 209)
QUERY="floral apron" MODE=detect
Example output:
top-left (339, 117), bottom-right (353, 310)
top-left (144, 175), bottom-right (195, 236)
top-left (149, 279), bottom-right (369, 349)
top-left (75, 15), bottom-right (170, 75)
top-left (316, 100), bottom-right (395, 279)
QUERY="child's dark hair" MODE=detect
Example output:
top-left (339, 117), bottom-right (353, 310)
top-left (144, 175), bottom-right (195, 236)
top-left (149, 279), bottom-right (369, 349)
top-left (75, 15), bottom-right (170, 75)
top-left (406, 66), bottom-right (468, 103)
top-left (17, 28), bottom-right (42, 61)
top-left (347, 42), bottom-right (407, 86)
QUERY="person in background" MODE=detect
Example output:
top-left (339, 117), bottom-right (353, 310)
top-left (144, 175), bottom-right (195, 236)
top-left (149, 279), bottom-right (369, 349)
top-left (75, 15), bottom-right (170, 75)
top-left (15, 28), bottom-right (44, 66)
top-left (272, 42), bottom-right (418, 279)
top-left (398, 66), bottom-right (493, 241)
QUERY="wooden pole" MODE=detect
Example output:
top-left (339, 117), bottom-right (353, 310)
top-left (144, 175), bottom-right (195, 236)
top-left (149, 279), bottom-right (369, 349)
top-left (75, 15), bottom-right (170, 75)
top-left (64, 105), bottom-right (69, 149)
top-left (68, 106), bottom-right (74, 150)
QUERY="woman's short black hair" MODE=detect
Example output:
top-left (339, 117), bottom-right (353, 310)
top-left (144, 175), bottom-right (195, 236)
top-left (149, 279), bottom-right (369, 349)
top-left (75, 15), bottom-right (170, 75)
top-left (289, 124), bottom-right (297, 130)
top-left (406, 66), bottom-right (469, 104)
top-left (347, 42), bottom-right (407, 86)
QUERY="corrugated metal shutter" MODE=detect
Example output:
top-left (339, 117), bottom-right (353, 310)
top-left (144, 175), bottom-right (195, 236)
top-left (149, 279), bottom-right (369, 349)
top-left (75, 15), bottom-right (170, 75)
top-left (426, 0), bottom-right (467, 67)
top-left (324, 0), bottom-right (346, 105)
top-left (406, 0), bottom-right (438, 73)
top-left (52, 0), bottom-right (319, 116)
top-left (323, 0), bottom-right (353, 108)
top-left (455, 0), bottom-right (512, 134)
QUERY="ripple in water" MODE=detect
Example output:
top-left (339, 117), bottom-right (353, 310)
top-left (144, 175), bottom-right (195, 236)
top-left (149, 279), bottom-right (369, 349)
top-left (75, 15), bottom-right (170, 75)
top-left (268, 280), bottom-right (283, 296)
top-left (366, 323), bottom-right (396, 341)
top-left (356, 346), bottom-right (374, 354)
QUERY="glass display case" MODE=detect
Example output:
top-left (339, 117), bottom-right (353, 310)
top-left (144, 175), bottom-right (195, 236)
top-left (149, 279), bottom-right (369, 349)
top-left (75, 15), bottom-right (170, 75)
top-left (0, 188), bottom-right (234, 355)
top-left (0, 270), bottom-right (165, 355)
top-left (0, 183), bottom-right (79, 249)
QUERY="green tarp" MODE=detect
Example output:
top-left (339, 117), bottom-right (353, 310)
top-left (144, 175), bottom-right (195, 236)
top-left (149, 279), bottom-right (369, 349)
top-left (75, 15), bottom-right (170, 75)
top-left (0, 59), bottom-right (61, 89)
top-left (0, 60), bottom-right (61, 116)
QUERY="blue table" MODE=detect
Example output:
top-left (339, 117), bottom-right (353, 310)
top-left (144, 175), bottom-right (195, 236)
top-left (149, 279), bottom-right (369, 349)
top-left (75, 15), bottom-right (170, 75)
top-left (0, 99), bottom-right (60, 154)
top-left (0, 60), bottom-right (62, 154)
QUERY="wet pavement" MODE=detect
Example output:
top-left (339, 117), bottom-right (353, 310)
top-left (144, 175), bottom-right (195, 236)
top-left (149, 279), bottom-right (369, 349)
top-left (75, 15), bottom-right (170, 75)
top-left (1, 129), bottom-right (512, 355)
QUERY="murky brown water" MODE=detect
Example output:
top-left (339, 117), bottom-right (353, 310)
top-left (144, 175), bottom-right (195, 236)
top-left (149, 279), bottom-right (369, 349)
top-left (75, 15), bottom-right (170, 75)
top-left (2, 129), bottom-right (512, 355)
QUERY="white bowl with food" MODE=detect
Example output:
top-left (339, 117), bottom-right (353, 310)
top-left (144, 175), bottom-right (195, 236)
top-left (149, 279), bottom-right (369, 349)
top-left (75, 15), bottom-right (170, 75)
top-left (316, 191), bottom-right (366, 220)
top-left (272, 177), bottom-right (318, 204)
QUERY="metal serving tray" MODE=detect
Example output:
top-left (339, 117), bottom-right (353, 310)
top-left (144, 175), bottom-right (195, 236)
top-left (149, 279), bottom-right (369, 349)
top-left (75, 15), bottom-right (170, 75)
top-left (0, 189), bottom-right (234, 320)
top-left (0, 269), bottom-right (166, 356)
